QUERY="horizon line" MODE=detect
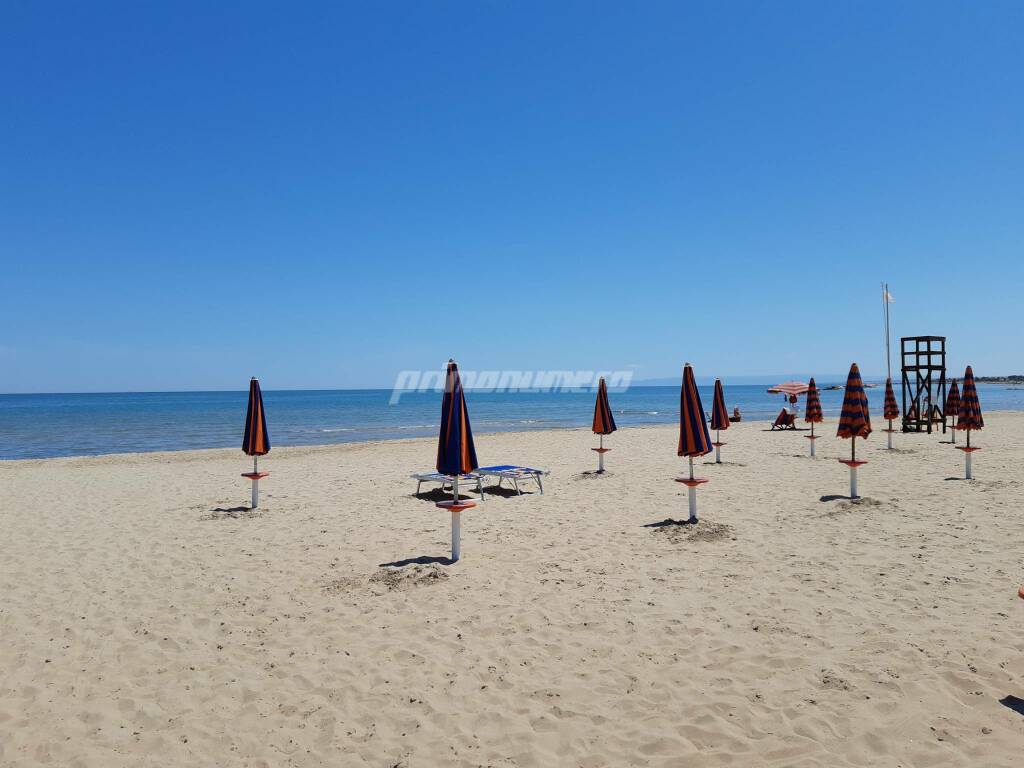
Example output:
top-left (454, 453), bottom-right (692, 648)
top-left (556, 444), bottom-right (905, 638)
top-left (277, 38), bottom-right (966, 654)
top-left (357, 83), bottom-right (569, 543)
top-left (3, 374), bottom-right (1003, 397)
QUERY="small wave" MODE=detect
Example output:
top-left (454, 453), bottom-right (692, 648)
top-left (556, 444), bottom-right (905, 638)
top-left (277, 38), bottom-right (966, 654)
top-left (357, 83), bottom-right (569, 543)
top-left (320, 427), bottom-right (355, 433)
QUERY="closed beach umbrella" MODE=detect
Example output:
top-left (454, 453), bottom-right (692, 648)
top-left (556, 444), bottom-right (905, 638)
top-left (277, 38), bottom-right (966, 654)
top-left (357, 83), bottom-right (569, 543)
top-left (944, 379), bottom-right (961, 444)
top-left (955, 366), bottom-right (983, 479)
top-left (883, 377), bottom-right (900, 450)
top-left (242, 377), bottom-right (270, 508)
top-left (676, 363), bottom-right (712, 522)
top-left (836, 363), bottom-right (871, 498)
top-left (591, 377), bottom-right (616, 473)
top-left (437, 359), bottom-right (478, 477)
top-left (709, 379), bottom-right (729, 464)
top-left (804, 377), bottom-right (823, 456)
top-left (436, 359), bottom-right (479, 561)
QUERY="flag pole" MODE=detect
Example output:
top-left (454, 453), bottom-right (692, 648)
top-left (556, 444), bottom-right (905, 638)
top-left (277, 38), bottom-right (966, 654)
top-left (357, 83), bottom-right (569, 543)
top-left (883, 282), bottom-right (892, 381)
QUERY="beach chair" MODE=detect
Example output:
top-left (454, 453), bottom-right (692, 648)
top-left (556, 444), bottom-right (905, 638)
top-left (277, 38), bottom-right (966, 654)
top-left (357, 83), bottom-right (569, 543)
top-left (411, 472), bottom-right (485, 500)
top-left (770, 408), bottom-right (796, 430)
top-left (477, 465), bottom-right (549, 495)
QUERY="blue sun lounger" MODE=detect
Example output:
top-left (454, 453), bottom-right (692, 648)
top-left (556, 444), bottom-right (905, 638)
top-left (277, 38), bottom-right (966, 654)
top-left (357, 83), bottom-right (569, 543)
top-left (477, 465), bottom-right (548, 495)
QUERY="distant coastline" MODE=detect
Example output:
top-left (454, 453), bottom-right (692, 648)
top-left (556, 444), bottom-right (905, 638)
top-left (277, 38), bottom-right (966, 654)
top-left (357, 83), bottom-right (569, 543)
top-left (976, 375), bottom-right (1024, 384)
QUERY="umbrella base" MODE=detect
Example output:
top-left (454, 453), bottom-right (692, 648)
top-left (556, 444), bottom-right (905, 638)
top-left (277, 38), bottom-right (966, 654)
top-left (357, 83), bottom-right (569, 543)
top-left (956, 446), bottom-right (980, 480)
top-left (838, 460), bottom-right (866, 499)
top-left (437, 500), bottom-right (476, 562)
top-left (674, 477), bottom-right (708, 522)
top-left (436, 500), bottom-right (476, 511)
top-left (241, 471), bottom-right (269, 508)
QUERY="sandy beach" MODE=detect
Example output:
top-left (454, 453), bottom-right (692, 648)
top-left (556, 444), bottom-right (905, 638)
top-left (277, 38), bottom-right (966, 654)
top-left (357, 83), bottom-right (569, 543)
top-left (1, 414), bottom-right (1022, 767)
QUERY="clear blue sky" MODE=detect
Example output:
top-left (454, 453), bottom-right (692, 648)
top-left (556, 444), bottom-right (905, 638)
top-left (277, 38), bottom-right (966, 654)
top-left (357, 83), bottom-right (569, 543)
top-left (2, 1), bottom-right (1021, 392)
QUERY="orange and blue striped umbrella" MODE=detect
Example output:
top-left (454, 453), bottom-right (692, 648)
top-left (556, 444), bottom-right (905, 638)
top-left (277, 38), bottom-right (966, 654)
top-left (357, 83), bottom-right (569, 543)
top-left (944, 379), bottom-right (960, 417)
top-left (956, 366), bottom-right (984, 432)
top-left (436, 359), bottom-right (478, 476)
top-left (592, 377), bottom-right (617, 435)
top-left (709, 379), bottom-right (729, 432)
top-left (883, 377), bottom-right (899, 421)
top-left (242, 377), bottom-right (270, 456)
top-left (836, 363), bottom-right (872, 439)
top-left (678, 363), bottom-right (712, 457)
top-left (804, 378), bottom-right (823, 423)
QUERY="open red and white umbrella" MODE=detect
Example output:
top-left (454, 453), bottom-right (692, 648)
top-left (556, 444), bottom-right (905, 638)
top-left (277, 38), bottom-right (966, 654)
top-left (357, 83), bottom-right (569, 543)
top-left (767, 381), bottom-right (810, 397)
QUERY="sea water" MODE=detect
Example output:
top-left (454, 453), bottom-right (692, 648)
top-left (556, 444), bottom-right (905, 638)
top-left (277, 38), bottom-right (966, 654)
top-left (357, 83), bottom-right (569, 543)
top-left (1, 384), bottom-right (1020, 460)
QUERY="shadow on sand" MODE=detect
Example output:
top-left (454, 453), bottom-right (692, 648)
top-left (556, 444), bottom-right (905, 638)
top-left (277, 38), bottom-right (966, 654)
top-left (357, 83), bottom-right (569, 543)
top-left (482, 484), bottom-right (534, 498)
top-left (643, 518), bottom-right (697, 529)
top-left (411, 487), bottom-right (480, 503)
top-left (201, 506), bottom-right (262, 520)
top-left (999, 695), bottom-right (1024, 716)
top-left (819, 494), bottom-right (853, 502)
top-left (378, 555), bottom-right (453, 568)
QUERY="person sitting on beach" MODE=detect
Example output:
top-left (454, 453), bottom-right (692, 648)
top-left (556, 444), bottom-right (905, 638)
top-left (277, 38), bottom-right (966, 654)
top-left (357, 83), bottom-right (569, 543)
top-left (730, 407), bottom-right (742, 422)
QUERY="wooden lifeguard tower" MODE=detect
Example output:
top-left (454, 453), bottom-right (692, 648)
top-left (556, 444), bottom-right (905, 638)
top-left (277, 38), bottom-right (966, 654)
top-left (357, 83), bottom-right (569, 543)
top-left (900, 336), bottom-right (947, 433)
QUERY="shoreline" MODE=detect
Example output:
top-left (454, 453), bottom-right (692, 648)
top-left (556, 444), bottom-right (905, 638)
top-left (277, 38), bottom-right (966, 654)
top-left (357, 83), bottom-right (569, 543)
top-left (1, 410), bottom-right (1018, 465)
top-left (5, 383), bottom-right (1022, 462)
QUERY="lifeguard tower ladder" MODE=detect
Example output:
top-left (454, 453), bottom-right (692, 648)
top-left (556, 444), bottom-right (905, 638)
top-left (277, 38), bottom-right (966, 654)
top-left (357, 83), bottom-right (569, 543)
top-left (900, 336), bottom-right (947, 434)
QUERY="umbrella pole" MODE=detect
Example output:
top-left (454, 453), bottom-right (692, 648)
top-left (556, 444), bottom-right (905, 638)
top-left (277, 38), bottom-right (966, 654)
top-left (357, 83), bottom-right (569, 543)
top-left (252, 456), bottom-right (259, 508)
top-left (810, 421), bottom-right (816, 457)
top-left (715, 429), bottom-right (721, 464)
top-left (964, 429), bottom-right (972, 480)
top-left (887, 419), bottom-right (893, 450)
top-left (849, 438), bottom-right (859, 499)
top-left (451, 477), bottom-right (461, 561)
top-left (687, 457), bottom-right (698, 523)
top-left (599, 434), bottom-right (605, 473)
